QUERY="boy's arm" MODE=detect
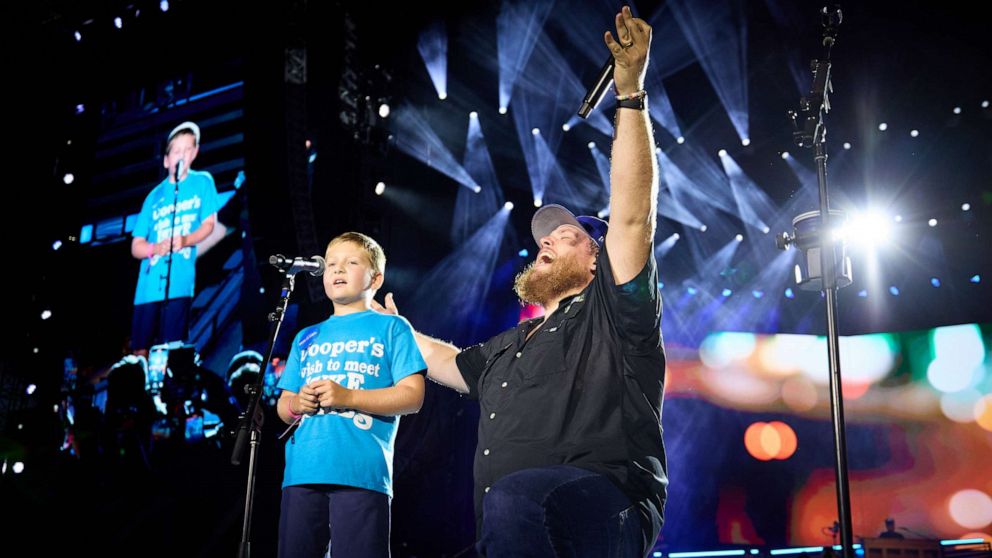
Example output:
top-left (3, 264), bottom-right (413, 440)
top-left (311, 374), bottom-right (425, 416)
top-left (172, 214), bottom-right (217, 251)
top-left (371, 294), bottom-right (469, 394)
top-left (276, 385), bottom-right (320, 425)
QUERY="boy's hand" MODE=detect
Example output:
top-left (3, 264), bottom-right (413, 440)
top-left (370, 292), bottom-right (399, 316)
top-left (292, 384), bottom-right (320, 416)
top-left (311, 379), bottom-right (352, 410)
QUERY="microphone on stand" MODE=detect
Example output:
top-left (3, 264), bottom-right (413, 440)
top-left (174, 159), bottom-right (185, 188)
top-left (269, 254), bottom-right (326, 276)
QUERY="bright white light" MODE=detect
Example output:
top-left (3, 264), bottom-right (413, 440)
top-left (700, 332), bottom-right (756, 369)
top-left (676, 136), bottom-right (685, 144)
top-left (374, 182), bottom-right (385, 195)
top-left (843, 142), bottom-right (852, 150)
top-left (953, 106), bottom-right (962, 115)
top-left (928, 218), bottom-right (938, 227)
top-left (741, 138), bottom-right (751, 146)
top-left (962, 203), bottom-right (971, 211)
top-left (894, 215), bottom-right (903, 222)
top-left (504, 201), bottom-right (514, 211)
top-left (735, 234), bottom-right (744, 242)
top-left (795, 264), bottom-right (803, 283)
top-left (587, 141), bottom-right (595, 149)
top-left (781, 152), bottom-right (789, 159)
top-left (533, 199), bottom-right (542, 207)
top-left (41, 310), bottom-right (52, 320)
top-left (438, 92), bottom-right (447, 100)
top-left (983, 100), bottom-right (990, 109)
top-left (26, 384), bottom-right (37, 395)
top-left (469, 111), bottom-right (478, 119)
top-left (114, 17), bottom-right (123, 29)
top-left (52, 240), bottom-right (62, 251)
top-left (12, 462), bottom-right (24, 474)
top-left (762, 226), bottom-right (771, 234)
top-left (948, 489), bottom-right (992, 529)
top-left (672, 233), bottom-right (680, 240)
top-left (531, 128), bottom-right (540, 136)
top-left (878, 123), bottom-right (888, 131)
top-left (259, 287), bottom-right (266, 294)
top-left (718, 149), bottom-right (728, 157)
top-left (378, 103), bottom-right (390, 118)
top-left (74, 31), bottom-right (82, 42)
top-left (498, 106), bottom-right (507, 115)
top-left (927, 324), bottom-right (985, 393)
top-left (63, 173), bottom-right (74, 185)
top-left (910, 129), bottom-right (919, 137)
top-left (160, 0), bottom-right (169, 12)
top-left (561, 123), bottom-right (570, 132)
top-left (32, 348), bottom-right (39, 354)
top-left (699, 225), bottom-right (708, 232)
top-left (839, 211), bottom-right (893, 248)
top-left (472, 185), bottom-right (481, 193)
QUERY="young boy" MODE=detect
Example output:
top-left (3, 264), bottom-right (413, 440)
top-left (130, 121), bottom-right (220, 356)
top-left (276, 232), bottom-right (426, 558)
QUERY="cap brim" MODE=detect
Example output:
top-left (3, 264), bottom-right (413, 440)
top-left (531, 204), bottom-right (585, 246)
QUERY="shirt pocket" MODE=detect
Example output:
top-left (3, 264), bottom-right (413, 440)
top-left (519, 299), bottom-right (587, 384)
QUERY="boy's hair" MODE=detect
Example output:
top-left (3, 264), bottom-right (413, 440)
top-left (326, 232), bottom-right (386, 276)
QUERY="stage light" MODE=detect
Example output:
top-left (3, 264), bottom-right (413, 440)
top-left (469, 111), bottom-right (478, 119)
top-left (531, 127), bottom-right (539, 136)
top-left (75, 104), bottom-right (84, 114)
top-left (858, 290), bottom-right (868, 298)
top-left (781, 152), bottom-right (789, 159)
top-left (878, 123), bottom-right (888, 131)
top-left (658, 282), bottom-right (665, 289)
top-left (752, 290), bottom-right (764, 299)
top-left (12, 462), bottom-right (24, 474)
top-left (378, 103), bottom-right (390, 118)
top-left (785, 288), bottom-right (795, 299)
top-left (673, 233), bottom-right (680, 240)
top-left (982, 100), bottom-right (990, 109)
top-left (63, 173), bottom-right (74, 184)
top-left (498, 106), bottom-right (507, 114)
top-left (74, 31), bottom-right (82, 42)
top-left (259, 287), bottom-right (265, 294)
top-left (676, 136), bottom-right (685, 144)
top-left (843, 142), bottom-right (852, 150)
top-left (839, 211), bottom-right (893, 248)
top-left (718, 148), bottom-right (728, 157)
top-left (561, 123), bottom-right (570, 132)
top-left (52, 241), bottom-right (62, 251)
top-left (114, 17), bottom-right (123, 29)
top-left (931, 277), bottom-right (941, 288)
top-left (971, 275), bottom-right (981, 283)
top-left (518, 249), bottom-right (528, 257)
top-left (962, 203), bottom-right (971, 211)
top-left (32, 348), bottom-right (39, 354)
top-left (587, 141), bottom-right (595, 149)
top-left (722, 288), bottom-right (732, 297)
top-left (910, 129), bottom-right (919, 137)
top-left (41, 310), bottom-right (52, 320)
top-left (533, 199), bottom-right (542, 207)
top-left (686, 287), bottom-right (698, 296)
top-left (700, 225), bottom-right (708, 232)
top-left (160, 1), bottom-right (169, 12)
top-left (762, 226), bottom-right (770, 234)
top-left (308, 152), bottom-right (317, 164)
top-left (374, 182), bottom-right (385, 195)
top-left (894, 215), bottom-right (903, 222)
top-left (889, 286), bottom-right (900, 296)
top-left (26, 384), bottom-right (37, 395)
top-left (741, 138), bottom-right (750, 146)
top-left (928, 218), bottom-right (938, 227)
top-left (503, 201), bottom-right (514, 211)
top-left (953, 106), bottom-right (962, 115)
top-left (438, 92), bottom-right (447, 100)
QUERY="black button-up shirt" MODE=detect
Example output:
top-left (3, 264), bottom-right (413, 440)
top-left (456, 244), bottom-right (668, 551)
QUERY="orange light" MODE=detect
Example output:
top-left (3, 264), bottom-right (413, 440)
top-left (769, 421), bottom-right (798, 459)
top-left (745, 421), bottom-right (799, 461)
top-left (745, 422), bottom-right (773, 461)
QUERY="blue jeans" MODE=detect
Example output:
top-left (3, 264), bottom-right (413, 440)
top-left (478, 465), bottom-right (643, 558)
top-left (278, 485), bottom-right (390, 558)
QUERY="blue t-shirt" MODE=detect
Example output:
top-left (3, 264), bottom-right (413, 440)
top-left (132, 170), bottom-right (220, 304)
top-left (276, 310), bottom-right (427, 496)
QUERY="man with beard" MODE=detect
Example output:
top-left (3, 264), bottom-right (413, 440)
top-left (375, 6), bottom-right (666, 557)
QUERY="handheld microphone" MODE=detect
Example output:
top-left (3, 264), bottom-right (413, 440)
top-left (577, 55), bottom-right (616, 118)
top-left (269, 254), bottom-right (326, 276)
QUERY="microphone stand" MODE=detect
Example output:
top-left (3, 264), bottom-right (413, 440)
top-left (779, 6), bottom-right (855, 558)
top-left (231, 270), bottom-right (300, 558)
top-left (160, 164), bottom-right (182, 346)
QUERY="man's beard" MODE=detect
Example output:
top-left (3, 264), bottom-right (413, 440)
top-left (513, 252), bottom-right (593, 307)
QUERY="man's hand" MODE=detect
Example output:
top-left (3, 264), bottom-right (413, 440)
top-left (311, 379), bottom-right (352, 411)
top-left (604, 5), bottom-right (653, 95)
top-left (370, 292), bottom-right (399, 316)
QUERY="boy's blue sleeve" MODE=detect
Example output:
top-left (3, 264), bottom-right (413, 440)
top-left (276, 331), bottom-right (304, 393)
top-left (388, 317), bottom-right (427, 384)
